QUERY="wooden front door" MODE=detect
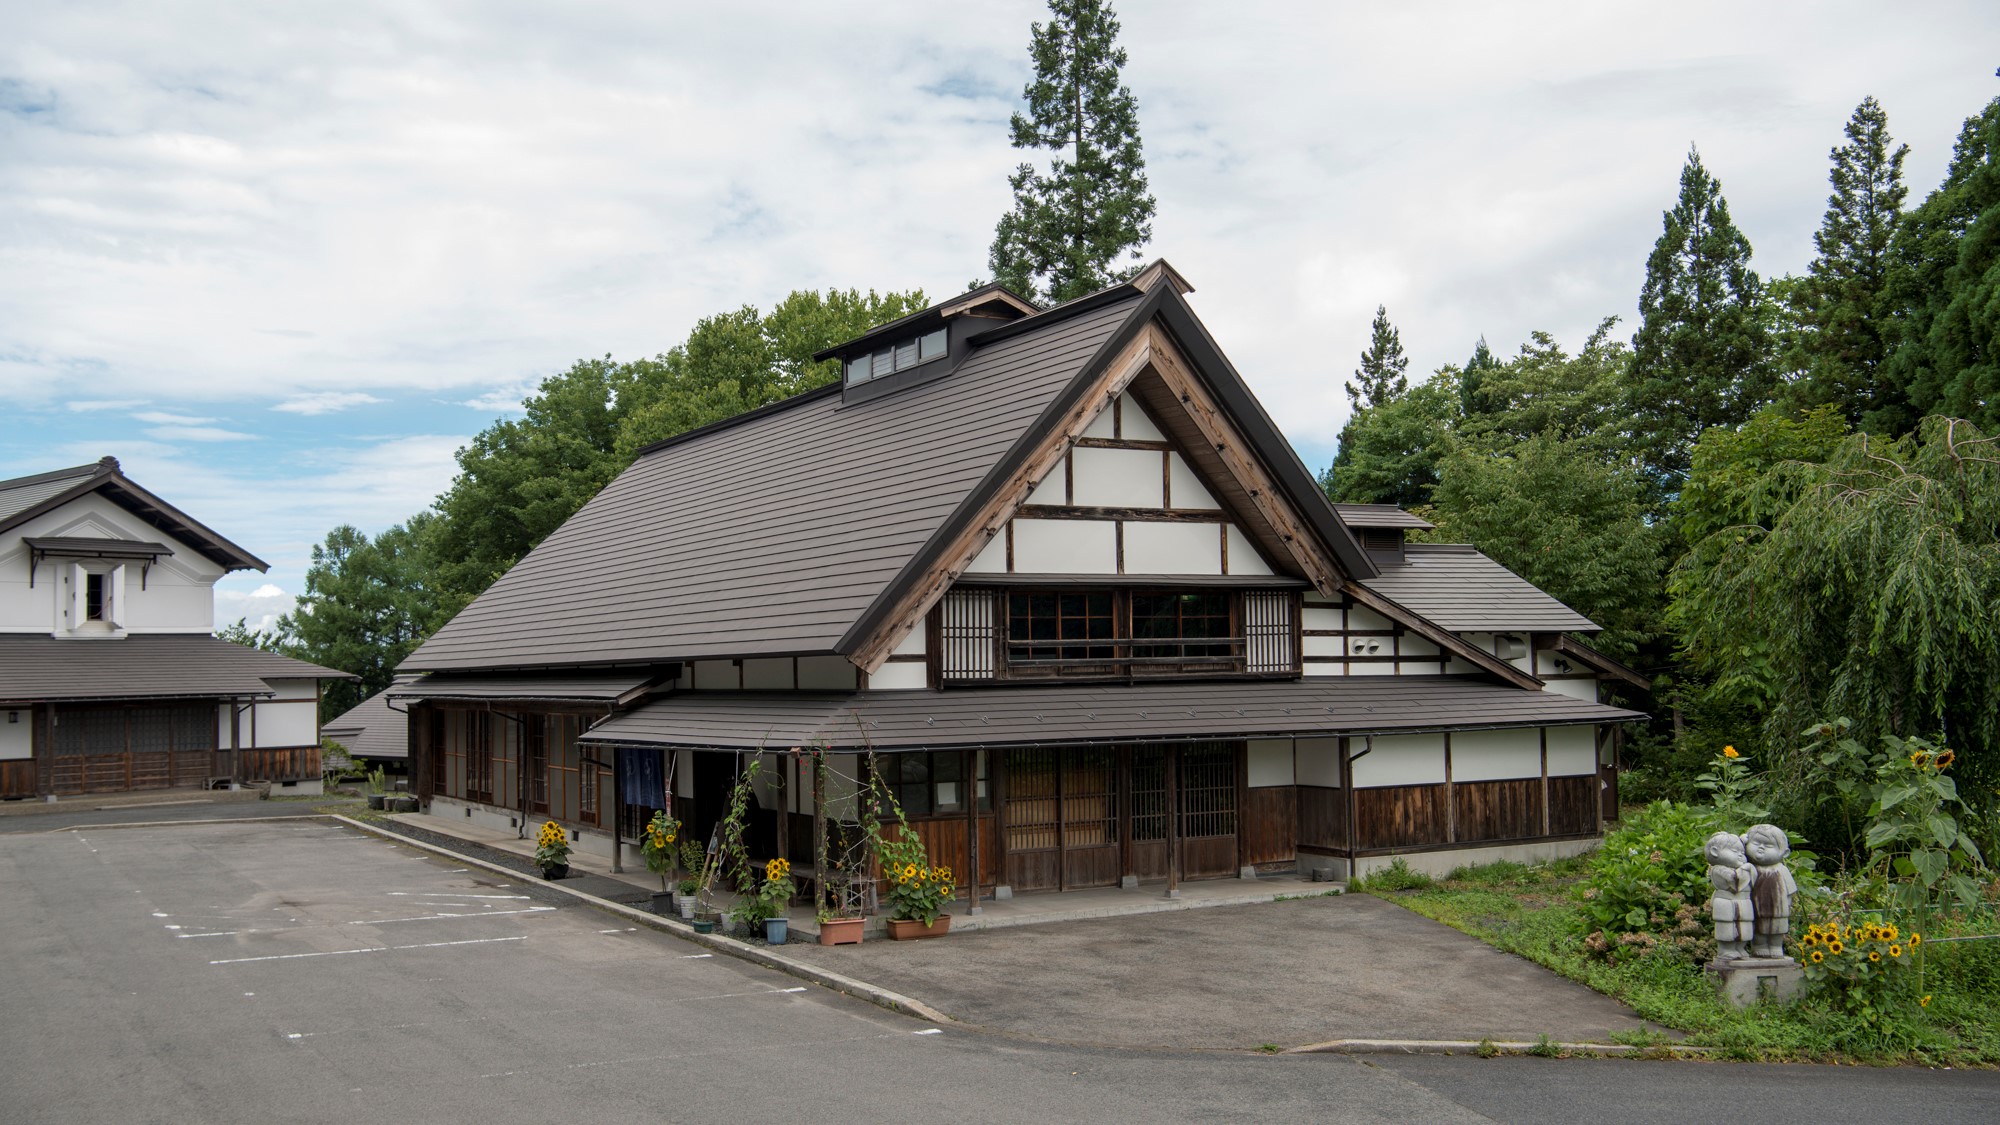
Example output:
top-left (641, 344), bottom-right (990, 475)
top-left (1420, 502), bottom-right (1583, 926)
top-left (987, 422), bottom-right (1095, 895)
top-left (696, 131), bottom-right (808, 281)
top-left (1177, 743), bottom-right (1240, 879)
top-left (1003, 748), bottom-right (1123, 892)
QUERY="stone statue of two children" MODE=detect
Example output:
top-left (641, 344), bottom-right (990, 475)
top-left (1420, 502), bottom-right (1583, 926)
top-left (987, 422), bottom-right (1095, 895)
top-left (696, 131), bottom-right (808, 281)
top-left (1705, 824), bottom-right (1797, 961)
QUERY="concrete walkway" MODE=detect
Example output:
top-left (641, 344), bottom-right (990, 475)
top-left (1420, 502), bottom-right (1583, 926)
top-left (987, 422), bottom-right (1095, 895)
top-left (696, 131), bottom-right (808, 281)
top-left (783, 891), bottom-right (1664, 1050)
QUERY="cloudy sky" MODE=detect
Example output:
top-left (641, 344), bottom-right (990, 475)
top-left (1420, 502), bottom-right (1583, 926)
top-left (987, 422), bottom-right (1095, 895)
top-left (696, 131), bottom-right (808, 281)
top-left (3, 1), bottom-right (1995, 629)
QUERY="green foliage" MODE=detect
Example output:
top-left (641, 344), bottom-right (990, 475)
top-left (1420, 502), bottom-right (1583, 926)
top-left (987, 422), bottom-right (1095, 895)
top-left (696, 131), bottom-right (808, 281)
top-left (640, 810), bottom-right (681, 892)
top-left (1456, 318), bottom-right (1633, 455)
top-left (1356, 857), bottom-right (1432, 892)
top-left (1830, 728), bottom-right (1988, 910)
top-left (1885, 93), bottom-right (2000, 432)
top-left (1423, 433), bottom-right (1664, 660)
top-left (714, 758), bottom-right (764, 899)
top-left (989, 0), bottom-right (1155, 303)
top-left (364, 766), bottom-right (388, 796)
top-left (1629, 146), bottom-right (1774, 487)
top-left (1321, 370), bottom-right (1459, 507)
top-left (1693, 746), bottom-right (1772, 831)
top-left (533, 819), bottom-right (571, 871)
top-left (1787, 97), bottom-right (1911, 431)
top-left (1670, 418), bottom-right (2000, 816)
top-left (1346, 304), bottom-right (1409, 411)
top-left (1577, 800), bottom-right (1717, 950)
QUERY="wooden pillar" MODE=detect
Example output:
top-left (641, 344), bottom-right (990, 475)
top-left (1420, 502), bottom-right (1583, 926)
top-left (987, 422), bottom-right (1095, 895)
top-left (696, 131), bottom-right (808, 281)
top-left (1117, 745), bottom-right (1133, 883)
top-left (610, 745), bottom-right (624, 873)
top-left (964, 748), bottom-right (980, 914)
top-left (1055, 748), bottom-right (1067, 893)
top-left (776, 750), bottom-right (791, 864)
top-left (1539, 728), bottom-right (1551, 837)
top-left (1164, 745), bottom-right (1180, 898)
top-left (811, 753), bottom-right (827, 916)
top-left (1443, 732), bottom-right (1456, 845)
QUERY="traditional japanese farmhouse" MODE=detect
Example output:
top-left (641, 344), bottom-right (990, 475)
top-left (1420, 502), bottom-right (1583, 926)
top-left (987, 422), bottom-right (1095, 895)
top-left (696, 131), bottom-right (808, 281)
top-left (396, 263), bottom-right (1647, 891)
top-left (0, 457), bottom-right (351, 799)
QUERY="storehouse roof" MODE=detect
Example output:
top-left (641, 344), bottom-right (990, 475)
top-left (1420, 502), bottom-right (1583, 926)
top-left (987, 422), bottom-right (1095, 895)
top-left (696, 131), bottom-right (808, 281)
top-left (1358, 544), bottom-right (1598, 633)
top-left (0, 634), bottom-right (352, 703)
top-left (577, 677), bottom-right (1643, 753)
top-left (0, 457), bottom-right (267, 572)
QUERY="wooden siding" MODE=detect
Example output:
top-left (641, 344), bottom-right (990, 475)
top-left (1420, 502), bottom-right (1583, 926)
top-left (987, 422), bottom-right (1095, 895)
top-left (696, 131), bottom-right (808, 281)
top-left (1452, 778), bottom-right (1543, 844)
top-left (1549, 775), bottom-right (1597, 836)
top-left (907, 814), bottom-right (1002, 890)
top-left (236, 746), bottom-right (321, 783)
top-left (1297, 786), bottom-right (1347, 851)
top-left (1240, 786), bottom-right (1297, 866)
top-left (1, 759), bottom-right (36, 798)
top-left (50, 750), bottom-right (210, 795)
top-left (1354, 784), bottom-right (1450, 850)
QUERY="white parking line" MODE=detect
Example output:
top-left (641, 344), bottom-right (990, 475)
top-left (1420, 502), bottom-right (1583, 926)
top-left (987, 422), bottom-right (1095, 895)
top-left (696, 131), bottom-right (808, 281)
top-left (596, 928), bottom-right (638, 934)
top-left (177, 931), bottom-right (242, 938)
top-left (210, 936), bottom-right (525, 965)
top-left (348, 907), bottom-right (555, 925)
top-left (386, 892), bottom-right (528, 900)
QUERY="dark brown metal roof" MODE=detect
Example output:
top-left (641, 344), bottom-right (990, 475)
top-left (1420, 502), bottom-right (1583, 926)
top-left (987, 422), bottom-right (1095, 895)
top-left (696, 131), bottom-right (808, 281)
top-left (1359, 544), bottom-right (1598, 633)
top-left (578, 677), bottom-right (1644, 753)
top-left (1333, 504), bottom-right (1435, 531)
top-left (389, 671), bottom-right (662, 705)
top-left (322, 676), bottom-right (416, 760)
top-left (404, 294), bottom-right (1149, 672)
top-left (23, 536), bottom-right (176, 561)
top-left (0, 634), bottom-right (352, 703)
top-left (0, 457), bottom-right (267, 572)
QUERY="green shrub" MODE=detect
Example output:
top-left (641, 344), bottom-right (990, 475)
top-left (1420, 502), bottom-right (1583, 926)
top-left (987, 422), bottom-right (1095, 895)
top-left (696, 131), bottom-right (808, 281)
top-left (1445, 860), bottom-right (1534, 886)
top-left (1358, 857), bottom-right (1432, 892)
top-left (1578, 800), bottom-right (1719, 961)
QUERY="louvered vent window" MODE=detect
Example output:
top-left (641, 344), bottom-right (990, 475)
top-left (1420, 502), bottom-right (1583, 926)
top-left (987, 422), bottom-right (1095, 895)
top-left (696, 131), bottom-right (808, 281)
top-left (939, 587), bottom-right (998, 681)
top-left (846, 328), bottom-right (947, 386)
top-left (1243, 590), bottom-right (1295, 673)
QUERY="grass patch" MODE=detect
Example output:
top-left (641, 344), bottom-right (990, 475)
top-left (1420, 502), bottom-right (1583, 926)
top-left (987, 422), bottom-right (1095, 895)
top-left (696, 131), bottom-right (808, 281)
top-left (1352, 857), bottom-right (1432, 893)
top-left (1368, 858), bottom-right (2000, 1066)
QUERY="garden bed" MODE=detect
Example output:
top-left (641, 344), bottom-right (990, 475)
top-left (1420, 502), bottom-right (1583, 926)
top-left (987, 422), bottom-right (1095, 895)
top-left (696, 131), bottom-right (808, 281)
top-left (1362, 856), bottom-right (2000, 1066)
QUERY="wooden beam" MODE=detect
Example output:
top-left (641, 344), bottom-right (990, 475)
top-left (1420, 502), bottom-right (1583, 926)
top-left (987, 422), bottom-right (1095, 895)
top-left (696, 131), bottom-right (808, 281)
top-left (849, 327), bottom-right (1160, 674)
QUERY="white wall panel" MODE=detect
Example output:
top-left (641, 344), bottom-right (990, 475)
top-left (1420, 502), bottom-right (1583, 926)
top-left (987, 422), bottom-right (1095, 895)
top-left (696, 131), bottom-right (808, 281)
top-left (867, 662), bottom-right (928, 690)
top-left (1348, 605), bottom-right (1393, 631)
top-left (1225, 525), bottom-right (1272, 575)
top-left (1026, 463), bottom-right (1066, 506)
top-left (0, 711), bottom-right (30, 759)
top-left (1247, 739), bottom-right (1294, 787)
top-left (1071, 447), bottom-right (1163, 508)
top-left (1295, 737), bottom-right (1341, 787)
top-left (799, 656), bottom-right (859, 690)
top-left (692, 660), bottom-right (739, 690)
top-left (1450, 728), bottom-right (1543, 782)
top-left (742, 658), bottom-right (794, 690)
top-left (1082, 405), bottom-right (1117, 439)
top-left (1352, 734), bottom-right (1446, 788)
top-left (1166, 453), bottom-right (1219, 510)
top-left (965, 533), bottom-right (1007, 573)
top-left (1547, 726), bottom-right (1597, 776)
top-left (890, 629), bottom-right (926, 657)
top-left (1543, 678), bottom-right (1598, 702)
top-left (1301, 607), bottom-right (1343, 632)
top-left (1011, 519), bottom-right (1118, 573)
top-left (1302, 635), bottom-right (1344, 658)
top-left (1302, 662), bottom-right (1346, 677)
top-left (1120, 393), bottom-right (1166, 441)
top-left (1122, 521), bottom-right (1220, 574)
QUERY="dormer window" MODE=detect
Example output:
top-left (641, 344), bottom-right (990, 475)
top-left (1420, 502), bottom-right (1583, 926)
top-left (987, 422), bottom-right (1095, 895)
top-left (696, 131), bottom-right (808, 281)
top-left (85, 573), bottom-right (108, 621)
top-left (846, 328), bottom-right (946, 386)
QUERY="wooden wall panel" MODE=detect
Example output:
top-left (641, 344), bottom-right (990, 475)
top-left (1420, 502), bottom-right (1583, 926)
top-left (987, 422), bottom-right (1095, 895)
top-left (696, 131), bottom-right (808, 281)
top-left (1006, 848), bottom-right (1060, 892)
top-left (1453, 779), bottom-right (1542, 844)
top-left (1181, 835), bottom-right (1238, 879)
top-left (1549, 775), bottom-right (1597, 836)
top-left (1354, 784), bottom-right (1449, 850)
top-left (237, 746), bottom-right (320, 782)
top-left (0, 759), bottom-right (35, 799)
top-left (1241, 786), bottom-right (1297, 865)
top-left (1297, 786), bottom-right (1347, 851)
top-left (909, 815), bottom-right (1002, 889)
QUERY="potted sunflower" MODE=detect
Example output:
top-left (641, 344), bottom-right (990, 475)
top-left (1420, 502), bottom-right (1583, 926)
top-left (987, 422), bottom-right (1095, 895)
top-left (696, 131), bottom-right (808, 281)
top-left (639, 810), bottom-right (680, 914)
top-left (533, 819), bottom-right (571, 880)
top-left (883, 857), bottom-right (955, 939)
top-left (759, 858), bottom-right (796, 944)
top-left (676, 837), bottom-right (703, 920)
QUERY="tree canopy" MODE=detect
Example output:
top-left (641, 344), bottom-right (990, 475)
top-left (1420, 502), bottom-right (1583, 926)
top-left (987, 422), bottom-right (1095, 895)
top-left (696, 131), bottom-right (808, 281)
top-left (989, 0), bottom-right (1156, 303)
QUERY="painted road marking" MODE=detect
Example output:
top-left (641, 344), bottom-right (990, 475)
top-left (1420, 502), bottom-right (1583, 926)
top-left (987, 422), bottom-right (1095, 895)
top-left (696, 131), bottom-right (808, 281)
top-left (177, 931), bottom-right (241, 938)
top-left (597, 928), bottom-right (638, 934)
top-left (210, 936), bottom-right (526, 965)
top-left (348, 907), bottom-right (555, 925)
top-left (680, 953), bottom-right (713, 959)
top-left (386, 892), bottom-right (529, 900)
top-left (914, 1029), bottom-right (943, 1035)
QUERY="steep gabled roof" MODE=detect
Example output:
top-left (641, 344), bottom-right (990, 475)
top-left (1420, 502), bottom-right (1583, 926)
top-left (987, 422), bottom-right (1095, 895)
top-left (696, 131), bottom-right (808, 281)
top-left (0, 457), bottom-right (267, 572)
top-left (323, 675), bottom-right (418, 761)
top-left (404, 291), bottom-right (1151, 672)
top-left (1360, 543), bottom-right (1598, 632)
top-left (0, 634), bottom-right (351, 703)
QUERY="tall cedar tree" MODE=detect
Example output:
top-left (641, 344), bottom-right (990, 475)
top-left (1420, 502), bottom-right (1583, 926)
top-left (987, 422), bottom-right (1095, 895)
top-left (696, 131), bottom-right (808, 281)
top-left (1885, 91), bottom-right (2000, 433)
top-left (1797, 97), bottom-right (1910, 431)
top-left (1459, 334), bottom-right (1499, 416)
top-left (1346, 305), bottom-right (1410, 409)
top-left (1629, 147), bottom-right (1774, 489)
top-left (989, 0), bottom-right (1156, 304)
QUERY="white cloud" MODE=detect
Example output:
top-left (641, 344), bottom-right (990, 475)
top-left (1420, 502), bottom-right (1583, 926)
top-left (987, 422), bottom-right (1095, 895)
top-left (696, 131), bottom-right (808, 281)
top-left (145, 425), bottom-right (258, 442)
top-left (132, 410), bottom-right (218, 425)
top-left (68, 398), bottom-right (149, 412)
top-left (272, 391), bottom-right (385, 415)
top-left (460, 380), bottom-right (537, 415)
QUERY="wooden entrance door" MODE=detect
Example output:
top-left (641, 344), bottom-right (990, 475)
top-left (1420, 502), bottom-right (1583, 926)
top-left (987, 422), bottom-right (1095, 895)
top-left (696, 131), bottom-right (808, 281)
top-left (1178, 743), bottom-right (1240, 878)
top-left (1061, 748), bottom-right (1120, 888)
top-left (1002, 748), bottom-right (1123, 891)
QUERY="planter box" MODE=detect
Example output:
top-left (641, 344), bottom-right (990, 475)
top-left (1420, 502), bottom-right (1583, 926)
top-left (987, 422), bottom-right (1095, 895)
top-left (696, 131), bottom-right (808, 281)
top-left (817, 917), bottom-right (865, 946)
top-left (886, 915), bottom-right (951, 941)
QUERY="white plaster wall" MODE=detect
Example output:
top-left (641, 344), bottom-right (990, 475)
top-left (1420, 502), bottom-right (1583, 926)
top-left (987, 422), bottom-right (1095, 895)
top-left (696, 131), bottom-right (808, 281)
top-left (1026, 463), bottom-right (1066, 506)
top-left (1166, 453), bottom-right (1219, 510)
top-left (1302, 635), bottom-right (1344, 658)
top-left (1120, 393), bottom-right (1166, 441)
top-left (1352, 733), bottom-right (1446, 788)
top-left (1400, 636), bottom-right (1440, 657)
top-left (0, 493), bottom-right (226, 634)
top-left (0, 710), bottom-right (30, 759)
top-left (867, 662), bottom-right (928, 690)
top-left (1296, 737), bottom-right (1341, 786)
top-left (1349, 662), bottom-right (1395, 676)
top-left (1348, 605), bottom-right (1393, 632)
top-left (1547, 726), bottom-right (1597, 776)
top-left (1011, 519), bottom-right (1117, 573)
top-left (1302, 606), bottom-right (1343, 632)
top-left (890, 629), bottom-right (926, 658)
top-left (692, 660), bottom-right (740, 690)
top-left (1302, 662), bottom-right (1347, 678)
top-left (1543, 678), bottom-right (1599, 702)
top-left (248, 679), bottom-right (319, 747)
top-left (1082, 404), bottom-right (1117, 440)
top-left (965, 533), bottom-right (1007, 573)
top-left (799, 656), bottom-right (859, 690)
top-left (1450, 728), bottom-right (1542, 782)
top-left (1122, 521), bottom-right (1220, 574)
top-left (1247, 738), bottom-right (1294, 787)
top-left (1071, 447), bottom-right (1163, 508)
top-left (1225, 525), bottom-right (1272, 576)
top-left (742, 658), bottom-right (793, 690)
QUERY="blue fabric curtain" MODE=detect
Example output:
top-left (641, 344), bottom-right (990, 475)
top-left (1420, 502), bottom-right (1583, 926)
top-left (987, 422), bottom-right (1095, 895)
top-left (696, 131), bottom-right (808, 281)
top-left (619, 747), bottom-right (665, 809)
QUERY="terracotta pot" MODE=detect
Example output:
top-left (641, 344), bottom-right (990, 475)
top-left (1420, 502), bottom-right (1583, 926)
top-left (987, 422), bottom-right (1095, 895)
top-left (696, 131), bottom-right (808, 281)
top-left (886, 915), bottom-right (952, 940)
top-left (817, 917), bottom-right (865, 946)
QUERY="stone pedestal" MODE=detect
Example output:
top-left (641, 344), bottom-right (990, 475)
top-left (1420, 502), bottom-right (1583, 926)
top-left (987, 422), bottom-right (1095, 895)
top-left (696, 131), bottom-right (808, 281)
top-left (1706, 957), bottom-right (1802, 1007)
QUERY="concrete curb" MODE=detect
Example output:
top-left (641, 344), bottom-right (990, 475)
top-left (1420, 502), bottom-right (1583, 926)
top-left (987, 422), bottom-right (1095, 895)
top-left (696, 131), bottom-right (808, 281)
top-left (3, 790), bottom-right (265, 818)
top-left (330, 815), bottom-right (953, 1026)
top-left (50, 813), bottom-right (334, 832)
top-left (1287, 1038), bottom-right (1714, 1057)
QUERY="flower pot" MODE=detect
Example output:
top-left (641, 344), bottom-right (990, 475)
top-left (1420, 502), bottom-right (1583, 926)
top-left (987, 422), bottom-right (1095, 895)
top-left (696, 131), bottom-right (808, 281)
top-left (817, 917), bottom-right (865, 946)
top-left (366, 793), bottom-right (386, 811)
top-left (692, 918), bottom-right (715, 934)
top-left (886, 915), bottom-right (952, 941)
top-left (541, 864), bottom-right (569, 880)
top-left (650, 891), bottom-right (674, 915)
top-left (764, 917), bottom-right (789, 945)
top-left (390, 796), bottom-right (419, 813)
top-left (678, 898), bottom-right (697, 921)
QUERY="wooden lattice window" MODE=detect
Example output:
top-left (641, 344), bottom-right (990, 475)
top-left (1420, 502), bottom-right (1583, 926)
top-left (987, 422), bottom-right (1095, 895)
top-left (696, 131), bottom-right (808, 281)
top-left (1178, 743), bottom-right (1238, 840)
top-left (1007, 591), bottom-right (1115, 664)
top-left (939, 587), bottom-right (998, 681)
top-left (1131, 592), bottom-right (1234, 661)
top-left (1243, 590), bottom-right (1296, 674)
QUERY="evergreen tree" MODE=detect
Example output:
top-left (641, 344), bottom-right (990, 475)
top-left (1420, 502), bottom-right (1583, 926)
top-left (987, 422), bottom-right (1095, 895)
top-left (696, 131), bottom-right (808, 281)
top-left (1629, 147), bottom-right (1774, 489)
top-left (989, 0), bottom-right (1156, 304)
top-left (1885, 91), bottom-right (2000, 433)
top-left (1346, 305), bottom-right (1410, 410)
top-left (1797, 97), bottom-right (1910, 430)
top-left (1459, 334), bottom-right (1500, 416)
top-left (1321, 370), bottom-right (1458, 509)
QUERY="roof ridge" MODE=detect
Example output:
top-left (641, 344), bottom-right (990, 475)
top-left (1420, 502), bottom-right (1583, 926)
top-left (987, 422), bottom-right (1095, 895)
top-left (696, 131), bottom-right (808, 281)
top-left (634, 381), bottom-right (843, 459)
top-left (0, 460), bottom-right (108, 492)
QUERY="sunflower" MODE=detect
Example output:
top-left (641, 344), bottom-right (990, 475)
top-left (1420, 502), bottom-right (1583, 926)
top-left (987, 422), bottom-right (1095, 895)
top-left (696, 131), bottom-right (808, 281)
top-left (1828, 940), bottom-right (1844, 955)
top-left (1868, 950), bottom-right (1881, 962)
top-left (1723, 745), bottom-right (1739, 759)
top-left (766, 857), bottom-right (791, 881)
top-left (1810, 950), bottom-right (1824, 963)
top-left (1920, 995), bottom-right (1932, 1008)
top-left (1936, 750), bottom-right (1956, 769)
top-left (1910, 933), bottom-right (1923, 947)
top-left (1890, 944), bottom-right (1903, 958)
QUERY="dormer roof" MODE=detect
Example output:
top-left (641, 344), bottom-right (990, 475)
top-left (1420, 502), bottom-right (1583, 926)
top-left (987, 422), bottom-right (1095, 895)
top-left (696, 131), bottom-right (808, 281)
top-left (0, 457), bottom-right (267, 572)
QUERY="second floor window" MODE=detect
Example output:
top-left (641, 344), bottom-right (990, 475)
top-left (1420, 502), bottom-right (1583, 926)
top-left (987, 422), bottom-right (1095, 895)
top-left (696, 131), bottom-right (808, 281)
top-left (936, 587), bottom-right (1297, 683)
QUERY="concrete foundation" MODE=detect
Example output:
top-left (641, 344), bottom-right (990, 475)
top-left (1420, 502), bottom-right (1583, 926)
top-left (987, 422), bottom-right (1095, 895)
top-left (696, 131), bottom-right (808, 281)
top-left (1707, 957), bottom-right (1803, 1007)
top-left (1351, 837), bottom-right (1600, 881)
top-left (425, 796), bottom-right (617, 859)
